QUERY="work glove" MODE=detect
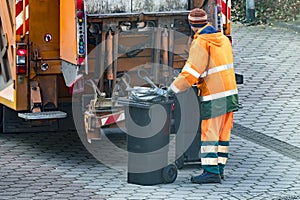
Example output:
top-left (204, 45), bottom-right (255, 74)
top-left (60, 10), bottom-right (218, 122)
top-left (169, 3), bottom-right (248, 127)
top-left (166, 87), bottom-right (176, 99)
top-left (167, 87), bottom-right (175, 95)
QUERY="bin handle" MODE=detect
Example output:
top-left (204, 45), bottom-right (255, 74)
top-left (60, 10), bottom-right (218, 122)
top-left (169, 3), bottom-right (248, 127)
top-left (120, 73), bottom-right (132, 91)
top-left (137, 69), bottom-right (158, 89)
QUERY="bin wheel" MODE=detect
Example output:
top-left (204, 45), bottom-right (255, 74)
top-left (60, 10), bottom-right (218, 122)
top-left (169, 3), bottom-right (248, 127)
top-left (162, 164), bottom-right (178, 183)
top-left (175, 156), bottom-right (184, 169)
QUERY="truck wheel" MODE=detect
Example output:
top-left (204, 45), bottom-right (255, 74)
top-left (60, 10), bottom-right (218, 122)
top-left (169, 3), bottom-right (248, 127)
top-left (162, 164), bottom-right (177, 183)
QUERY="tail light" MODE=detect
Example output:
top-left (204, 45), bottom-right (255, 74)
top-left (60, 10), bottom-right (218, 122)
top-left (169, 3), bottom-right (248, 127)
top-left (76, 0), bottom-right (84, 10)
top-left (215, 0), bottom-right (223, 32)
top-left (76, 0), bottom-right (86, 65)
top-left (16, 45), bottom-right (27, 75)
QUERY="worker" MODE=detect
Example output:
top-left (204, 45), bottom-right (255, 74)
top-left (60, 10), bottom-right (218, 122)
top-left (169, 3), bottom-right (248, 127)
top-left (168, 8), bottom-right (239, 184)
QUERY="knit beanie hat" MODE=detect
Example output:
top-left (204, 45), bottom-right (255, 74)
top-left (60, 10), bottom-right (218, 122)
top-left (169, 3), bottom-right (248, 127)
top-left (188, 8), bottom-right (208, 28)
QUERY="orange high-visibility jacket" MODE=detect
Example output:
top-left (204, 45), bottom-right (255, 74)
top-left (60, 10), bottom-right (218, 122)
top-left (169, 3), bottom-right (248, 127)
top-left (170, 25), bottom-right (239, 119)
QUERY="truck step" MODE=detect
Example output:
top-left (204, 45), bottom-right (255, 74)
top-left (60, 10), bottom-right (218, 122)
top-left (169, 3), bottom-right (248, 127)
top-left (18, 111), bottom-right (67, 120)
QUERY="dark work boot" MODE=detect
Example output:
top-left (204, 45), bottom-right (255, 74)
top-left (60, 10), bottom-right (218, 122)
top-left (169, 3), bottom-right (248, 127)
top-left (191, 171), bottom-right (221, 184)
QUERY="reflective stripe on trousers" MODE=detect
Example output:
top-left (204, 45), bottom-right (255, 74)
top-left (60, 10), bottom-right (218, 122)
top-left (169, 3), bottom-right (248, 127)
top-left (200, 112), bottom-right (233, 174)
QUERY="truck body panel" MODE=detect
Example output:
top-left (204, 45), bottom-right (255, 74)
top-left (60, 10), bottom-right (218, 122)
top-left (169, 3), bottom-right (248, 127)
top-left (60, 0), bottom-right (77, 65)
top-left (29, 0), bottom-right (60, 60)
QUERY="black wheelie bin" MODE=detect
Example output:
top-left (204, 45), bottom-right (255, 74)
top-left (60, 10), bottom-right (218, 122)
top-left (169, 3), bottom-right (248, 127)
top-left (119, 89), bottom-right (177, 185)
top-left (173, 86), bottom-right (201, 169)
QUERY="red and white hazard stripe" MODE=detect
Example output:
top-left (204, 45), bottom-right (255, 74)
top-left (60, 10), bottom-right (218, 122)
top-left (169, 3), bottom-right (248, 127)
top-left (222, 0), bottom-right (231, 24)
top-left (100, 111), bottom-right (125, 127)
top-left (16, 0), bottom-right (29, 35)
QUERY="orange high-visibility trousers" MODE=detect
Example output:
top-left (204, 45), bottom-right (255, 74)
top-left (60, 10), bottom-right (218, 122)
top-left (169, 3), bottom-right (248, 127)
top-left (200, 112), bottom-right (234, 175)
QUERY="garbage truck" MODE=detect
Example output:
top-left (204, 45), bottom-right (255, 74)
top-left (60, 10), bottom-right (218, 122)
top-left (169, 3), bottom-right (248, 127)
top-left (0, 0), bottom-right (232, 137)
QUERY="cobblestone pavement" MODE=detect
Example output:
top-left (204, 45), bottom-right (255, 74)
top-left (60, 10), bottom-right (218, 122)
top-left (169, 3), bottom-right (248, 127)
top-left (1, 23), bottom-right (300, 200)
top-left (233, 23), bottom-right (300, 147)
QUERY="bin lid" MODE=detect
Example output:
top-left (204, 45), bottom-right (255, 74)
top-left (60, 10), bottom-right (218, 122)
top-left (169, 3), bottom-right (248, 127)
top-left (129, 87), bottom-right (168, 102)
top-left (118, 87), bottom-right (173, 108)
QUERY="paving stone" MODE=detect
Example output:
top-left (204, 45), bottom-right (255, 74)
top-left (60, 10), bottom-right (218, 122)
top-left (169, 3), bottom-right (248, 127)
top-left (31, 196), bottom-right (52, 200)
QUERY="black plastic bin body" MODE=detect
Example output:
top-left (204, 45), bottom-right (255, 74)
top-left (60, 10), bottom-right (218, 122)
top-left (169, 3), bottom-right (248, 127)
top-left (173, 86), bottom-right (201, 169)
top-left (122, 99), bottom-right (177, 185)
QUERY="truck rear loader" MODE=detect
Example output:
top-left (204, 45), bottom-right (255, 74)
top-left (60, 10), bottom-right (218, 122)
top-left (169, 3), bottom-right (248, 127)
top-left (0, 0), bottom-right (232, 141)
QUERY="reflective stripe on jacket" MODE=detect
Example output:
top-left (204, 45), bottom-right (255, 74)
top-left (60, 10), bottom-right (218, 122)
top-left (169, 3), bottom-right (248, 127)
top-left (170, 24), bottom-right (239, 119)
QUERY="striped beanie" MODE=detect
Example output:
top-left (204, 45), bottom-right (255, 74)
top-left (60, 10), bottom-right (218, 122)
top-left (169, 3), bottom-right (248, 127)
top-left (188, 8), bottom-right (208, 28)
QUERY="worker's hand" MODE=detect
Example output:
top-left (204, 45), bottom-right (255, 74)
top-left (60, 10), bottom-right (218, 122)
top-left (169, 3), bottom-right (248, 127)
top-left (167, 87), bottom-right (175, 95)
